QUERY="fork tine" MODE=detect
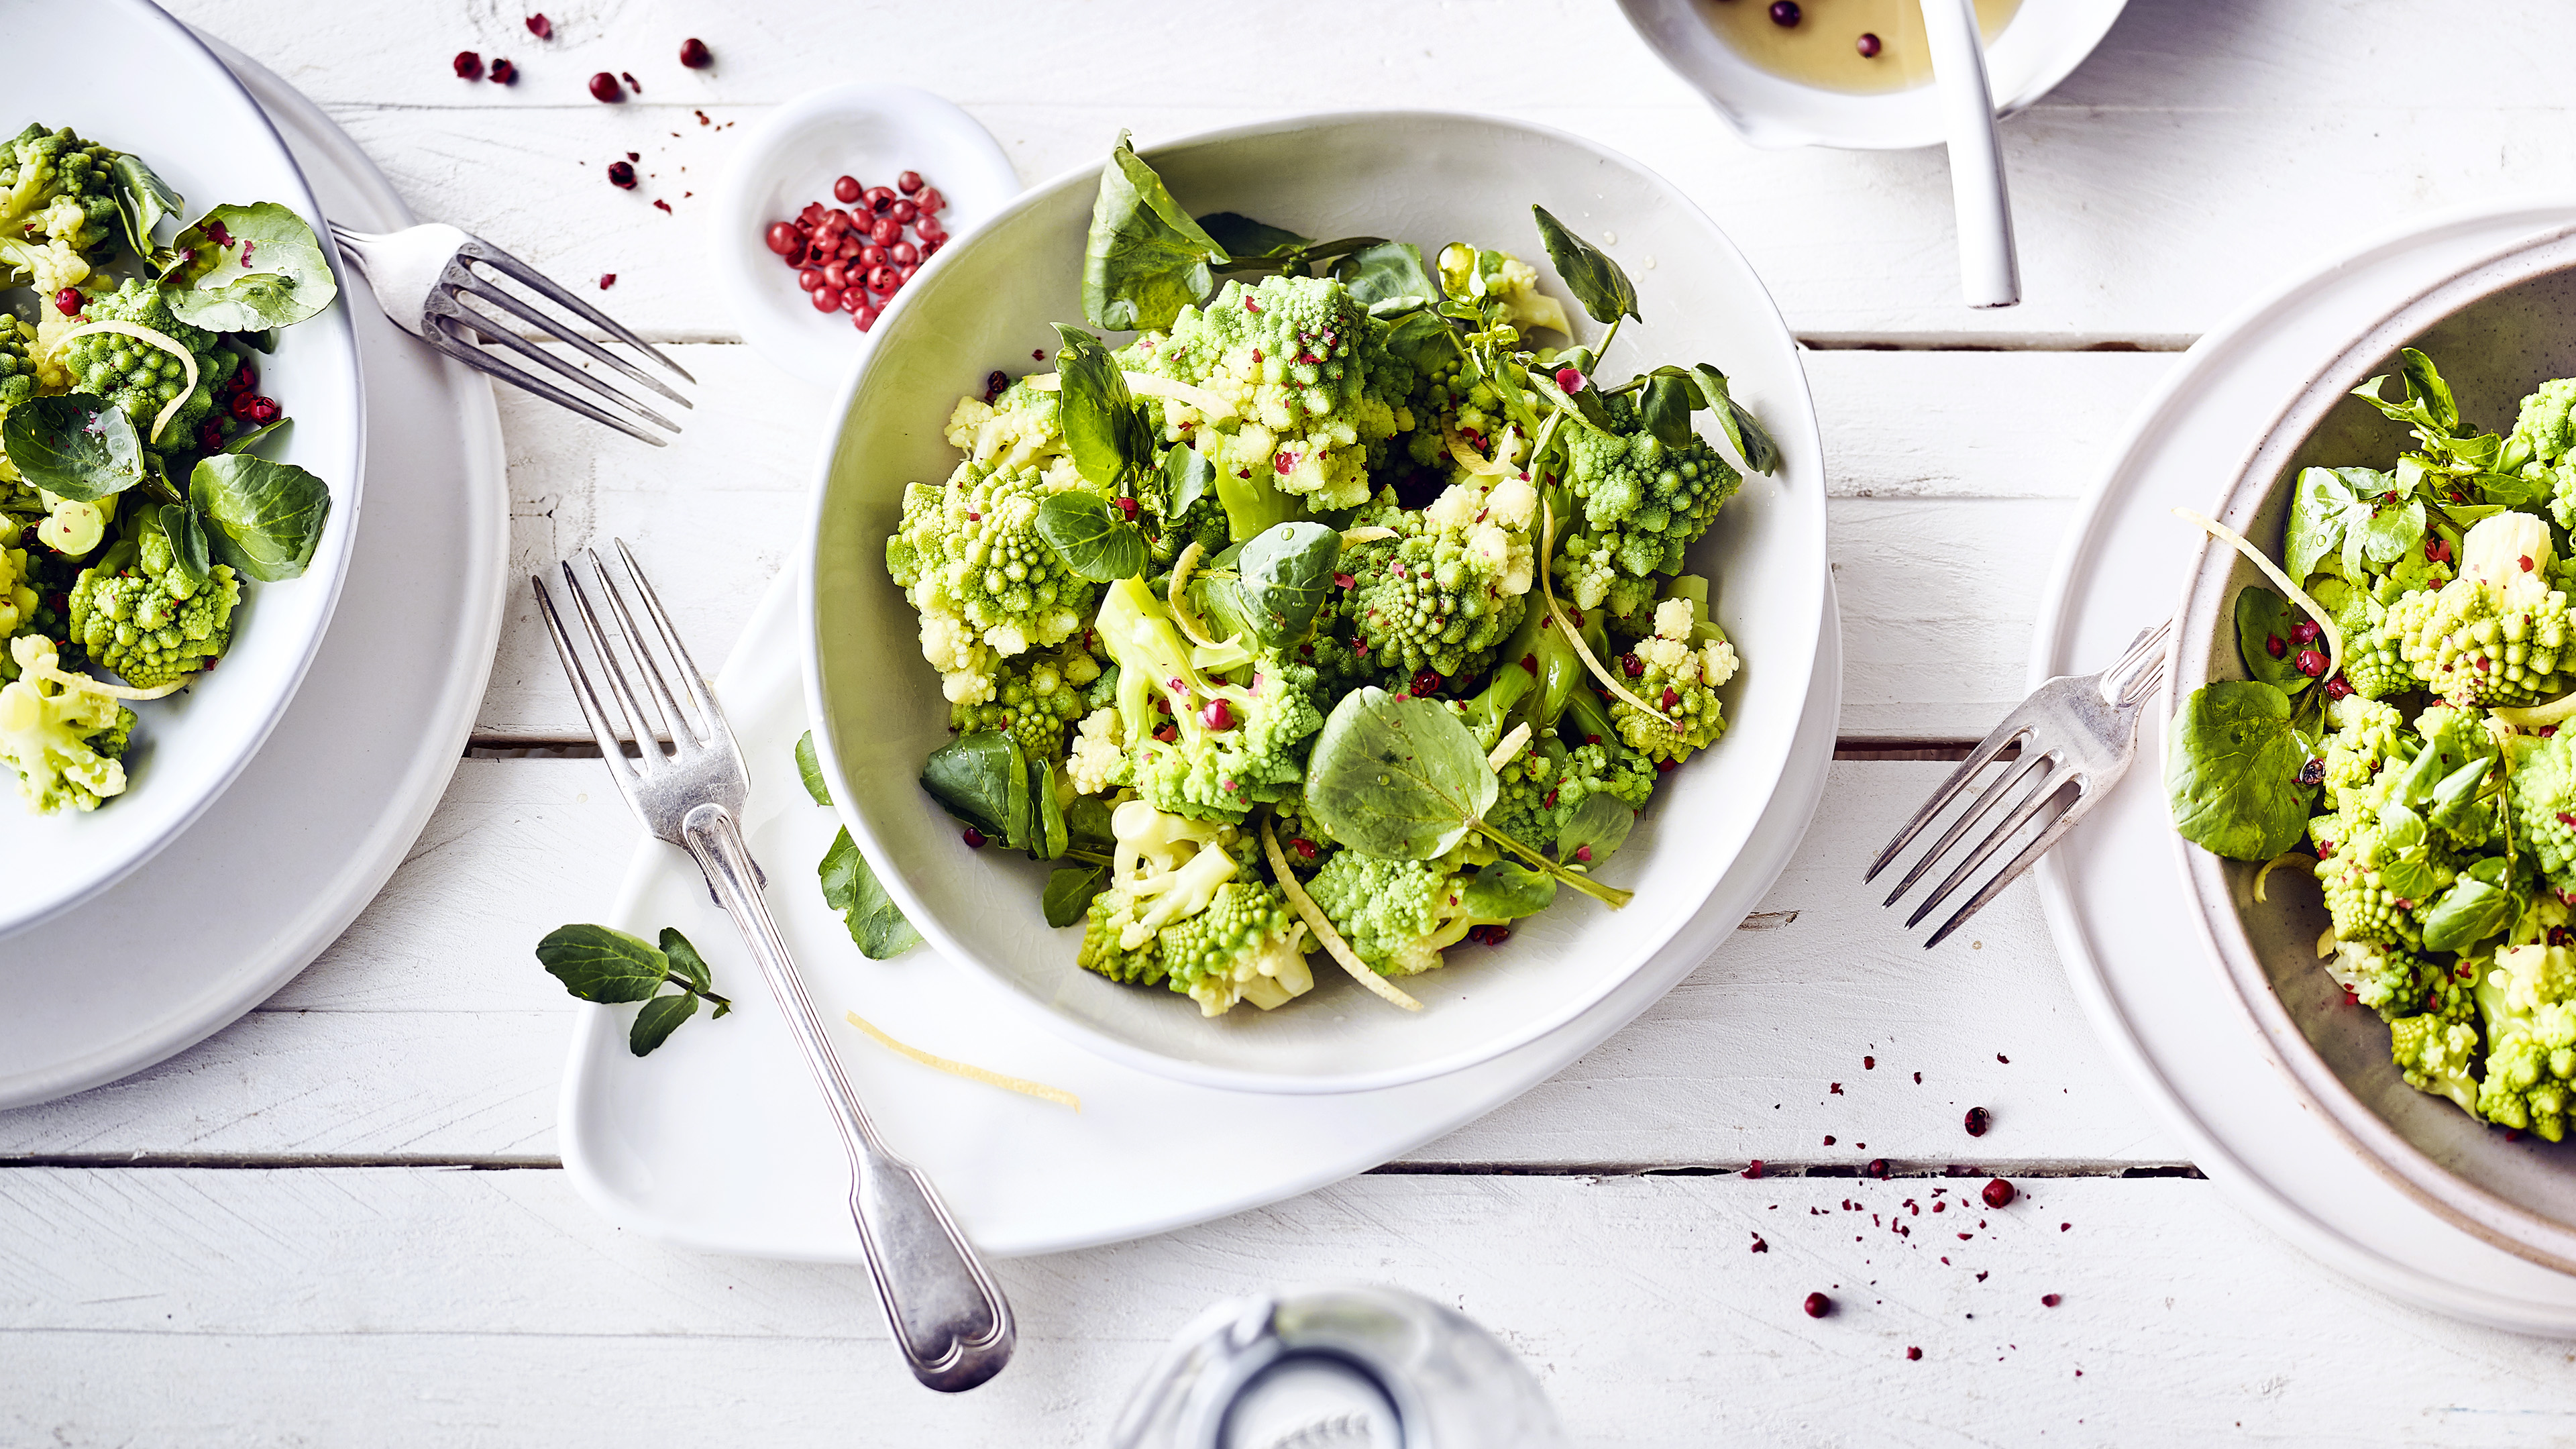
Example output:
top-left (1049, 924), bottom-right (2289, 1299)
top-left (612, 538), bottom-right (721, 728)
top-left (532, 575), bottom-right (642, 788)
top-left (1922, 789), bottom-right (2092, 950)
top-left (1906, 767), bottom-right (2078, 928)
top-left (420, 319), bottom-right (669, 446)
top-left (559, 555), bottom-right (672, 765)
top-left (1864, 710), bottom-right (2032, 883)
top-left (452, 274), bottom-right (694, 410)
top-left (460, 236), bottom-right (697, 384)
top-left (435, 298), bottom-right (684, 433)
top-left (589, 546), bottom-right (703, 748)
top-left (1882, 746), bottom-right (2053, 905)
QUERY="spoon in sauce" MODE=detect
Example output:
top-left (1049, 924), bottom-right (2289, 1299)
top-left (1917, 0), bottom-right (2021, 306)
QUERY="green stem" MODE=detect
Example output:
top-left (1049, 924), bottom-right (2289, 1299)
top-left (1472, 820), bottom-right (1633, 909)
top-left (1595, 315), bottom-right (1623, 363)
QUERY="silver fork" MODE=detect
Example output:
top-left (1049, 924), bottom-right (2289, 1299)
top-left (532, 541), bottom-right (1014, 1393)
top-left (331, 221), bottom-right (693, 445)
top-left (1866, 620), bottom-right (2174, 949)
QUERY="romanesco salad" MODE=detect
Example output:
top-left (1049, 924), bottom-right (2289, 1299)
top-left (2172, 349), bottom-right (2576, 1140)
top-left (879, 136), bottom-right (1780, 1018)
top-left (0, 122), bottom-right (339, 817)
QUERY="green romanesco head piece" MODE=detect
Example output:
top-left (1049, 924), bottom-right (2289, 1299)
top-left (1095, 577), bottom-right (1322, 823)
top-left (56, 278), bottom-right (234, 455)
top-left (2311, 771), bottom-right (2456, 950)
top-left (885, 458), bottom-right (1102, 707)
top-left (2473, 937), bottom-right (2576, 1140)
top-left (1071, 800), bottom-right (1312, 1015)
top-left (2319, 694), bottom-right (2404, 814)
top-left (2508, 377), bottom-right (2576, 531)
top-left (2331, 590), bottom-right (2412, 700)
top-left (948, 641), bottom-right (1102, 765)
top-left (1153, 876), bottom-right (1311, 1016)
top-left (0, 635), bottom-right (133, 814)
top-left (0, 125), bottom-right (121, 295)
top-left (1548, 391), bottom-right (1740, 604)
top-left (2390, 1008), bottom-right (2485, 1116)
top-left (2320, 936), bottom-right (2457, 1022)
top-left (1346, 474), bottom-right (1539, 681)
top-left (2510, 731), bottom-right (2576, 890)
top-left (66, 518), bottom-right (239, 690)
top-left (1303, 850), bottom-right (1472, 978)
top-left (1138, 274), bottom-right (1412, 511)
top-left (1489, 737), bottom-right (1657, 857)
top-left (1609, 596), bottom-right (1737, 765)
top-left (2385, 511), bottom-right (2571, 708)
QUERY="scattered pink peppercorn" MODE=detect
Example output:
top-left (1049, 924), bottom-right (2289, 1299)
top-left (453, 51), bottom-right (484, 80)
top-left (1770, 1), bottom-right (1801, 23)
top-left (1866, 1158), bottom-right (1890, 1179)
top-left (2264, 633), bottom-right (2286, 658)
top-left (52, 287), bottom-right (81, 316)
top-left (1905, 1346), bottom-right (1922, 1360)
top-left (679, 37), bottom-right (714, 68)
top-left (588, 71), bottom-right (623, 103)
top-left (833, 175), bottom-right (862, 204)
top-left (2324, 674), bottom-right (2354, 700)
top-left (1982, 1177), bottom-right (2016, 1209)
top-left (961, 828), bottom-right (986, 849)
top-left (1572, 845), bottom-right (1593, 864)
top-left (1289, 837), bottom-right (1319, 861)
top-left (2290, 620), bottom-right (2321, 645)
top-left (488, 58), bottom-right (517, 84)
top-left (1410, 669), bottom-right (1444, 696)
top-left (1555, 366), bottom-right (1587, 393)
top-left (598, 273), bottom-right (615, 290)
top-left (1857, 32), bottom-right (1882, 56)
top-left (622, 71), bottom-right (642, 93)
top-left (1964, 1106), bottom-right (1992, 1137)
top-left (898, 170), bottom-right (924, 195)
top-left (1200, 700), bottom-right (1235, 731)
top-left (2294, 647), bottom-right (2327, 677)
top-left (1742, 1160), bottom-right (1764, 1179)
top-left (525, 13), bottom-right (551, 38)
top-left (2041, 1293), bottom-right (2062, 1307)
top-left (1803, 1292), bottom-right (1831, 1318)
top-left (606, 160), bottom-right (637, 189)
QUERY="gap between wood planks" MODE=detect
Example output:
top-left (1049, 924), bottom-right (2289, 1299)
top-left (0, 1153), bottom-right (2200, 1177)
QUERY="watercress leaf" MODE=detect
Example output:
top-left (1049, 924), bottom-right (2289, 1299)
top-left (2401, 347), bottom-right (2460, 435)
top-left (1036, 490), bottom-right (1147, 582)
top-left (1529, 205), bottom-right (1639, 325)
top-left (2164, 681), bottom-right (2315, 861)
top-left (1163, 441), bottom-right (1214, 522)
top-left (921, 731), bottom-right (1030, 845)
top-left (189, 452), bottom-right (331, 581)
top-left (221, 417), bottom-right (289, 455)
top-left (795, 730), bottom-right (833, 806)
top-left (1051, 323), bottom-right (1146, 490)
top-left (2422, 870), bottom-right (2516, 954)
top-left (1686, 364), bottom-right (1781, 475)
top-left (164, 201), bottom-right (340, 331)
top-left (658, 927), bottom-right (713, 994)
top-left (1195, 211), bottom-right (1309, 259)
top-left (818, 826), bottom-right (926, 959)
top-left (2286, 466), bottom-right (2363, 581)
top-left (2, 394), bottom-right (144, 502)
top-left (159, 502), bottom-right (211, 589)
top-left (628, 991), bottom-right (698, 1057)
top-left (1555, 791), bottom-right (1636, 867)
top-left (1044, 864), bottom-right (1110, 928)
top-left (1083, 132), bottom-right (1226, 333)
top-left (1460, 860), bottom-right (1556, 921)
top-left (2479, 470), bottom-right (2553, 508)
top-left (1335, 241), bottom-right (1439, 311)
top-left (2233, 586), bottom-right (2312, 694)
top-left (1380, 309), bottom-right (1461, 372)
top-left (107, 152), bottom-right (182, 260)
top-left (1302, 687), bottom-right (1499, 861)
top-left (535, 923), bottom-right (669, 1004)
top-left (1231, 521), bottom-right (1340, 647)
top-left (2353, 496), bottom-right (2426, 572)
top-left (1030, 756), bottom-right (1068, 859)
top-left (1640, 372), bottom-right (1697, 449)
top-left (1066, 794), bottom-right (1118, 856)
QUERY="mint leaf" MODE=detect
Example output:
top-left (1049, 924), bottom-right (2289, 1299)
top-left (629, 992), bottom-right (698, 1056)
top-left (536, 924), bottom-right (668, 1003)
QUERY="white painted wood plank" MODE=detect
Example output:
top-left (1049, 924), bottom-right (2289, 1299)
top-left (466, 346), bottom-right (2157, 741)
top-left (157, 1), bottom-right (2576, 342)
top-left (0, 761), bottom-right (2179, 1167)
top-left (0, 1167), bottom-right (2556, 1446)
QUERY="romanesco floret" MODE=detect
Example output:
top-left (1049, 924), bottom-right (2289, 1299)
top-left (0, 313), bottom-right (36, 484)
top-left (943, 384), bottom-right (1074, 480)
top-left (2474, 939), bottom-right (2576, 1140)
top-left (1139, 274), bottom-right (1412, 511)
top-left (885, 459), bottom-right (1102, 706)
top-left (67, 522), bottom-right (239, 690)
top-left (2333, 590), bottom-right (2412, 700)
top-left (0, 125), bottom-right (120, 297)
top-left (2391, 1008), bottom-right (2485, 1116)
top-left (1095, 577), bottom-right (1322, 822)
top-left (1548, 392), bottom-right (1740, 603)
top-left (0, 635), bottom-right (132, 814)
top-left (1305, 851), bottom-right (1477, 977)
top-left (56, 278), bottom-right (237, 455)
top-left (948, 641), bottom-right (1099, 763)
top-left (1073, 799), bottom-right (1313, 1014)
top-left (2510, 377), bottom-right (2576, 530)
top-left (2320, 694), bottom-right (2404, 812)
top-left (0, 541), bottom-right (36, 640)
top-left (1489, 738), bottom-right (1656, 855)
top-left (2386, 511), bottom-right (2572, 707)
top-left (1609, 596), bottom-right (1735, 763)
top-left (1065, 706), bottom-right (1130, 796)
top-left (2510, 731), bottom-right (2576, 890)
top-left (2312, 775), bottom-right (2455, 949)
top-left (1347, 475), bottom-right (1538, 680)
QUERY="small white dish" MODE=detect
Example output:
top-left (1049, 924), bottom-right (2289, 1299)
top-left (802, 111), bottom-right (1829, 1095)
top-left (0, 36), bottom-right (506, 1106)
top-left (0, 0), bottom-right (366, 937)
top-left (710, 83), bottom-right (1020, 386)
top-left (1616, 0), bottom-right (2128, 151)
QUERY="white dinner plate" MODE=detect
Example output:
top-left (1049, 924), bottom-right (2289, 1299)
top-left (0, 38), bottom-right (506, 1108)
top-left (558, 574), bottom-right (1838, 1260)
top-left (2034, 198), bottom-right (2576, 1332)
top-left (0, 0), bottom-right (366, 936)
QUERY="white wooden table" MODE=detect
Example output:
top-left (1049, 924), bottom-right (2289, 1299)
top-left (10, 2), bottom-right (2575, 1441)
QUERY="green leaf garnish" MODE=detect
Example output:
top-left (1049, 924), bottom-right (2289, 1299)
top-left (534, 923), bottom-right (732, 1055)
top-left (162, 202), bottom-right (339, 331)
top-left (1083, 132), bottom-right (1226, 333)
top-left (2, 394), bottom-right (144, 502)
top-left (1531, 204), bottom-right (1639, 326)
top-left (795, 730), bottom-right (834, 806)
top-left (190, 452), bottom-right (331, 581)
top-left (819, 826), bottom-right (925, 959)
top-left (2164, 681), bottom-right (2316, 861)
top-left (1036, 491), bottom-right (1147, 583)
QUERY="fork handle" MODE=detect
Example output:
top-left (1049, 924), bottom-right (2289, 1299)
top-left (680, 802), bottom-right (1016, 1393)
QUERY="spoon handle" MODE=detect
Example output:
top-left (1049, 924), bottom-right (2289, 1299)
top-left (1918, 0), bottom-right (2021, 309)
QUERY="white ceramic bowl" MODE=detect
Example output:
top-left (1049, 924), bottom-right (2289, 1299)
top-left (1617, 0), bottom-right (2128, 150)
top-left (0, 0), bottom-right (364, 938)
top-left (711, 83), bottom-right (1020, 386)
top-left (2167, 205), bottom-right (2576, 1274)
top-left (804, 112), bottom-right (1827, 1093)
